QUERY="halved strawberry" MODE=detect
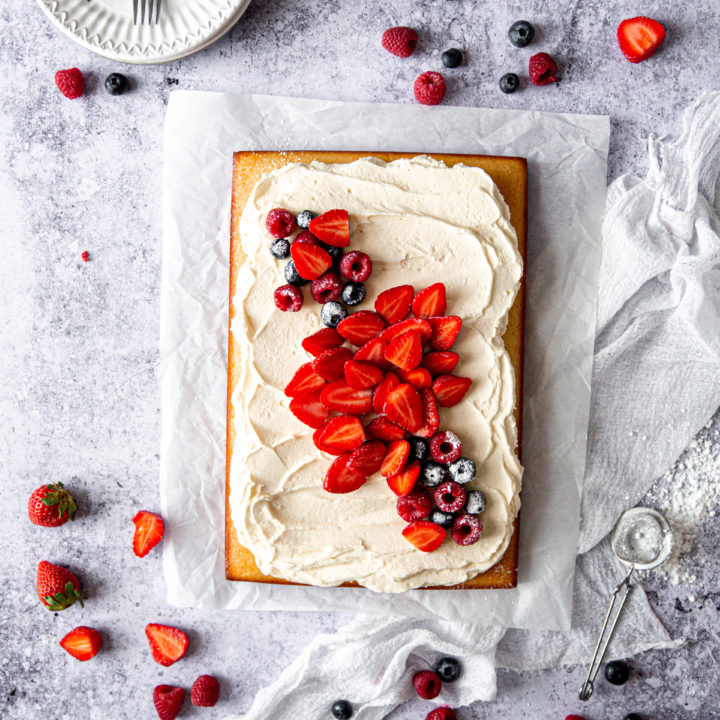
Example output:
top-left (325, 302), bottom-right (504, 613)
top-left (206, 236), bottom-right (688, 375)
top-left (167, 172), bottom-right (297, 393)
top-left (289, 391), bottom-right (330, 429)
top-left (397, 366), bottom-right (432, 389)
top-left (344, 359), bottom-right (384, 389)
top-left (427, 316), bottom-right (462, 350)
top-left (302, 328), bottom-right (344, 357)
top-left (411, 283), bottom-right (446, 318)
top-left (380, 317), bottom-right (432, 345)
top-left (290, 241), bottom-right (332, 280)
top-left (415, 388), bottom-right (440, 438)
top-left (312, 347), bottom-right (354, 381)
top-left (366, 417), bottom-right (406, 442)
top-left (320, 380), bottom-right (373, 415)
top-left (617, 16), bottom-right (666, 64)
top-left (285, 362), bottom-right (326, 398)
top-left (402, 521), bottom-right (446, 552)
top-left (375, 285), bottom-right (414, 324)
top-left (385, 331), bottom-right (422, 372)
top-left (373, 371), bottom-right (400, 415)
top-left (347, 440), bottom-right (386, 476)
top-left (384, 383), bottom-right (423, 433)
top-left (354, 337), bottom-right (389, 369)
top-left (421, 351), bottom-right (459, 376)
top-left (386, 460), bottom-right (420, 496)
top-left (145, 624), bottom-right (189, 667)
top-left (309, 209), bottom-right (350, 247)
top-left (313, 415), bottom-right (366, 454)
top-left (381, 439), bottom-right (410, 477)
top-left (132, 511), bottom-right (165, 558)
top-left (433, 374), bottom-right (472, 407)
top-left (337, 311), bottom-right (387, 346)
top-left (60, 626), bottom-right (102, 661)
top-left (323, 454), bottom-right (367, 493)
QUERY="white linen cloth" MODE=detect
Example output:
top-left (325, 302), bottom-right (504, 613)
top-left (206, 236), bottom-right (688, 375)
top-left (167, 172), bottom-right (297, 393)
top-left (225, 93), bottom-right (720, 718)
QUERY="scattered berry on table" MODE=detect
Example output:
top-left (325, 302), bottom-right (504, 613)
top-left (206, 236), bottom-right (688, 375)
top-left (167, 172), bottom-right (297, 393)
top-left (270, 238), bottom-right (291, 259)
top-left (426, 708), bottom-right (457, 720)
top-left (341, 281), bottom-right (366, 306)
top-left (145, 624), bottom-right (189, 667)
top-left (529, 52), bottom-right (558, 86)
top-left (402, 520), bottom-right (446, 552)
top-left (413, 669), bottom-right (442, 699)
top-left (387, 459), bottom-right (421, 496)
top-left (339, 251), bottom-right (372, 282)
top-left (311, 270), bottom-right (343, 304)
top-left (382, 26), bottom-right (418, 58)
top-left (430, 431), bottom-right (462, 464)
top-left (191, 675), bottom-right (220, 707)
top-left (36, 560), bottom-right (84, 611)
top-left (321, 301), bottom-right (349, 328)
top-left (432, 374), bottom-right (472, 407)
top-left (309, 209), bottom-right (350, 247)
top-left (153, 685), bottom-right (186, 720)
top-left (408, 437), bottom-right (429, 462)
top-left (375, 285), bottom-right (414, 324)
top-left (105, 72), bottom-right (129, 95)
top-left (132, 510), bottom-right (165, 557)
top-left (414, 71), bottom-right (446, 106)
top-left (55, 68), bottom-right (84, 99)
top-left (265, 208), bottom-right (297, 238)
top-left (420, 461), bottom-right (447, 487)
top-left (81, 250), bottom-right (90, 262)
top-left (622, 715), bottom-right (643, 720)
top-left (617, 17), bottom-right (666, 63)
top-left (565, 716), bottom-right (585, 720)
top-left (441, 48), bottom-right (463, 68)
top-left (604, 659), bottom-right (630, 685)
top-left (430, 508), bottom-right (455, 529)
top-left (499, 73), bottom-right (520, 94)
top-left (508, 20), bottom-right (535, 47)
top-left (285, 259), bottom-right (309, 286)
top-left (435, 657), bottom-right (462, 683)
top-left (397, 487), bottom-right (433, 522)
top-left (331, 699), bottom-right (354, 719)
top-left (274, 284), bottom-right (304, 312)
top-left (465, 489), bottom-right (487, 515)
top-left (296, 210), bottom-right (316, 229)
top-left (59, 626), bottom-right (102, 661)
top-left (28, 482), bottom-right (77, 527)
top-left (452, 513), bottom-right (482, 545)
top-left (434, 480), bottom-right (466, 513)
top-left (448, 457), bottom-right (475, 485)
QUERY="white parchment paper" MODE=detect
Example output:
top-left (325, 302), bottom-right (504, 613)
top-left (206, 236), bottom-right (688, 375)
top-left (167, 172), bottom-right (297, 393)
top-left (160, 91), bottom-right (609, 631)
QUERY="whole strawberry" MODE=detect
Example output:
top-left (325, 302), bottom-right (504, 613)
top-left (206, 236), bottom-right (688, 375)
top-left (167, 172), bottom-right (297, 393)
top-left (54, 68), bottom-right (85, 99)
top-left (36, 560), bottom-right (85, 611)
top-left (28, 482), bottom-right (77, 527)
top-left (191, 674), bottom-right (220, 707)
top-left (382, 26), bottom-right (418, 58)
top-left (153, 685), bottom-right (185, 720)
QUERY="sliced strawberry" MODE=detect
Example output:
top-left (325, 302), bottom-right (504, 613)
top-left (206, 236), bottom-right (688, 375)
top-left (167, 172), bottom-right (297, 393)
top-left (337, 311), bottom-right (387, 346)
top-left (302, 328), bottom-right (344, 357)
top-left (312, 347), bottom-right (354, 381)
top-left (402, 521), bottom-right (446, 552)
top-left (289, 391), bottom-right (330, 429)
top-left (285, 362), bottom-right (326, 398)
top-left (381, 439), bottom-right (410, 477)
top-left (384, 331), bottom-right (422, 372)
top-left (60, 626), bottom-right (102, 661)
top-left (433, 374), bottom-right (472, 407)
top-left (386, 460), bottom-right (421, 496)
top-left (347, 440), bottom-right (387, 476)
top-left (313, 415), bottom-right (366, 454)
top-left (320, 380), bottom-right (373, 415)
top-left (427, 316), bottom-right (462, 350)
top-left (421, 351), bottom-right (459, 376)
top-left (379, 317), bottom-right (432, 345)
top-left (397, 366), bottom-right (432, 389)
top-left (344, 359), bottom-right (384, 389)
top-left (132, 511), bottom-right (165, 558)
top-left (308, 209), bottom-right (350, 247)
top-left (385, 383), bottom-right (423, 433)
top-left (290, 241), bottom-right (332, 280)
top-left (412, 283), bottom-right (446, 318)
top-left (375, 285), bottom-right (414, 324)
top-left (366, 416), bottom-right (407, 442)
top-left (373, 371), bottom-right (400, 415)
top-left (354, 337), bottom-right (389, 369)
top-left (415, 388), bottom-right (440, 438)
top-left (323, 454), bottom-right (367, 494)
top-left (145, 624), bottom-right (189, 667)
top-left (617, 16), bottom-right (666, 64)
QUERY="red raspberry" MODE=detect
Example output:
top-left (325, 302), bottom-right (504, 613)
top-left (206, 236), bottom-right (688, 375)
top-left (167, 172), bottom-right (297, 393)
top-left (81, 250), bottom-right (89, 262)
top-left (382, 26), bottom-right (418, 58)
top-left (414, 72), bottom-right (446, 106)
top-left (413, 670), bottom-right (442, 700)
top-left (311, 269), bottom-right (343, 303)
top-left (55, 68), bottom-right (85, 99)
top-left (434, 481), bottom-right (466, 513)
top-left (565, 716), bottom-right (586, 720)
top-left (294, 230), bottom-right (318, 245)
top-left (429, 431), bottom-right (462, 464)
top-left (397, 487), bottom-right (433, 522)
top-left (529, 53), bottom-right (558, 86)
top-left (339, 251), bottom-right (372, 282)
top-left (266, 208), bottom-right (297, 238)
top-left (452, 513), bottom-right (482, 546)
top-left (274, 284), bottom-right (303, 312)
top-left (153, 685), bottom-right (185, 720)
top-left (191, 674), bottom-right (220, 707)
top-left (426, 709), bottom-right (457, 720)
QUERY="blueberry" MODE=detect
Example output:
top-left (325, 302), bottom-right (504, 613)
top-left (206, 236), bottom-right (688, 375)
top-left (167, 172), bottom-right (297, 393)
top-left (296, 210), bottom-right (316, 229)
top-left (285, 259), bottom-right (308, 286)
top-left (499, 73), bottom-right (520, 94)
top-left (448, 457), bottom-right (475, 484)
top-left (430, 509), bottom-right (455, 528)
top-left (604, 660), bottom-right (630, 686)
top-left (270, 238), bottom-right (290, 260)
top-left (331, 700), bottom-right (353, 719)
top-left (441, 48), bottom-right (463, 69)
top-left (465, 489), bottom-right (486, 515)
top-left (319, 241), bottom-right (343, 265)
top-left (105, 72), bottom-right (128, 95)
top-left (340, 282), bottom-right (366, 306)
top-left (435, 656), bottom-right (462, 683)
top-left (420, 461), bottom-right (447, 487)
top-left (623, 715), bottom-right (643, 720)
top-left (508, 20), bottom-right (535, 48)
top-left (408, 437), bottom-right (429, 463)
top-left (321, 301), bottom-right (348, 328)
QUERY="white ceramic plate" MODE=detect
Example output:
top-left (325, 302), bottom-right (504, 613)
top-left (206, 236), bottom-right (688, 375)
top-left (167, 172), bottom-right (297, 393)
top-left (36, 0), bottom-right (252, 65)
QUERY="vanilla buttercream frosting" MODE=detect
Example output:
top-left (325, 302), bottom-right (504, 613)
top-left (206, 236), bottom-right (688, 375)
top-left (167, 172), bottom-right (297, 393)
top-left (229, 156), bottom-right (523, 593)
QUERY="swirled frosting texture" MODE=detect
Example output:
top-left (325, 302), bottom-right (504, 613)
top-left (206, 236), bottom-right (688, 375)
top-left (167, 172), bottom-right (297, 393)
top-left (229, 156), bottom-right (523, 593)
